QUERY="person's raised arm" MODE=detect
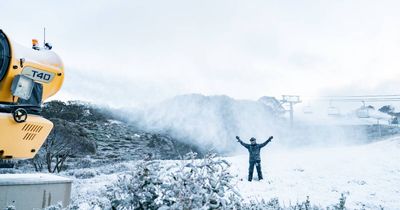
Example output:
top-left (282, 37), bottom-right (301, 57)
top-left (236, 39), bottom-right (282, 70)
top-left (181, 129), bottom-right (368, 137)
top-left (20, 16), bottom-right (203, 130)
top-left (236, 136), bottom-right (250, 149)
top-left (260, 136), bottom-right (273, 148)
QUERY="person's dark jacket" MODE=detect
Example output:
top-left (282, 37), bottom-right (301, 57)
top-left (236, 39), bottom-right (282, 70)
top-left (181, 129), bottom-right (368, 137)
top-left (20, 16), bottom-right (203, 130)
top-left (238, 139), bottom-right (271, 161)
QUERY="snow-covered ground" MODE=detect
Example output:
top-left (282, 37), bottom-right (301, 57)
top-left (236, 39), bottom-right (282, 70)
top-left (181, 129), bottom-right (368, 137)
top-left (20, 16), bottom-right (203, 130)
top-left (229, 137), bottom-right (400, 209)
top-left (70, 136), bottom-right (400, 209)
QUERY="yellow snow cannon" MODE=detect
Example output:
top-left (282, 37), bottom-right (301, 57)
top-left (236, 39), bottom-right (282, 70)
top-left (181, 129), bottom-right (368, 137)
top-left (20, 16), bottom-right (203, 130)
top-left (0, 29), bottom-right (64, 159)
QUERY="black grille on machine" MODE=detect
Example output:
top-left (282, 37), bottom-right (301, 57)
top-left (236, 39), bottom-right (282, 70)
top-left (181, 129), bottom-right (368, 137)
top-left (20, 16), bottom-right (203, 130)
top-left (21, 123), bottom-right (44, 141)
top-left (0, 30), bottom-right (11, 82)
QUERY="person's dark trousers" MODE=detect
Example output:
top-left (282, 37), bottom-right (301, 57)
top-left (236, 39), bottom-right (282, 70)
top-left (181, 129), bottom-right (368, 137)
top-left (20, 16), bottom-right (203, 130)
top-left (248, 160), bottom-right (263, 181)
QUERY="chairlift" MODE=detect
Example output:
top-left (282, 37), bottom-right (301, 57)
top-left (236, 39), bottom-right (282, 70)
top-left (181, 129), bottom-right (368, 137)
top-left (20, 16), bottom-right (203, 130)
top-left (303, 105), bottom-right (313, 114)
top-left (327, 106), bottom-right (340, 116)
top-left (356, 101), bottom-right (370, 118)
top-left (356, 108), bottom-right (370, 118)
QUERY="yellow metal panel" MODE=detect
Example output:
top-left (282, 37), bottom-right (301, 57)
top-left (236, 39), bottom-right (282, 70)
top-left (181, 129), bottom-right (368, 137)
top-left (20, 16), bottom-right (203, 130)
top-left (0, 113), bottom-right (53, 159)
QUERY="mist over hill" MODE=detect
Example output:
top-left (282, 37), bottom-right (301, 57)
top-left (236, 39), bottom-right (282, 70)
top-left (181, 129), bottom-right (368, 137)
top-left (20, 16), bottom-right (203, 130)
top-left (19, 94), bottom-right (400, 169)
top-left (128, 94), bottom-right (284, 153)
top-left (117, 94), bottom-right (400, 153)
top-left (38, 101), bottom-right (202, 166)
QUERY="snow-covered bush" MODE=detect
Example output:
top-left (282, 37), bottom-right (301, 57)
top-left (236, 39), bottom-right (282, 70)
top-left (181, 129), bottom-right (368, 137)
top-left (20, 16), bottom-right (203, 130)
top-left (158, 153), bottom-right (241, 209)
top-left (0, 168), bottom-right (17, 174)
top-left (4, 205), bottom-right (16, 210)
top-left (243, 197), bottom-right (283, 210)
top-left (241, 196), bottom-right (325, 210)
top-left (106, 160), bottom-right (162, 209)
top-left (100, 152), bottom-right (241, 209)
top-left (70, 168), bottom-right (98, 179)
top-left (73, 157), bottom-right (93, 169)
top-left (42, 202), bottom-right (63, 210)
top-left (327, 193), bottom-right (347, 210)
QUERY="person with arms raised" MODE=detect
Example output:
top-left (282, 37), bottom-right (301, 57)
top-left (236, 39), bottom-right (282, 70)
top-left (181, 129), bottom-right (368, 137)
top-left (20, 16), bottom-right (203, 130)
top-left (236, 136), bottom-right (273, 182)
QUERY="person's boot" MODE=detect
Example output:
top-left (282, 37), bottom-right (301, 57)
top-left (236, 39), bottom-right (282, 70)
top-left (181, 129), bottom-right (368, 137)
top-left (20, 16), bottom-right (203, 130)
top-left (258, 173), bottom-right (263, 180)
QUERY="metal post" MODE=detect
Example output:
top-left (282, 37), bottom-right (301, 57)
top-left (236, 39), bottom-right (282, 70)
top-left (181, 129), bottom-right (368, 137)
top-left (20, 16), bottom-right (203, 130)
top-left (378, 119), bottom-right (381, 137)
top-left (43, 27), bottom-right (46, 47)
top-left (281, 95), bottom-right (301, 128)
top-left (289, 102), bottom-right (294, 127)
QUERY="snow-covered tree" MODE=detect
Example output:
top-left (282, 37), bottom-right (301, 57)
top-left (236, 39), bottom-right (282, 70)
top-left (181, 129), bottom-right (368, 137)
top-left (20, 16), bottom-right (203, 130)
top-left (107, 160), bottom-right (162, 209)
top-left (31, 118), bottom-right (95, 173)
top-left (102, 153), bottom-right (241, 209)
top-left (158, 152), bottom-right (241, 209)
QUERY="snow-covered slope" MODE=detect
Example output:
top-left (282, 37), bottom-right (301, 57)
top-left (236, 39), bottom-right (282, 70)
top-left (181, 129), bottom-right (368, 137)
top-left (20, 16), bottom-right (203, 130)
top-left (229, 137), bottom-right (400, 209)
top-left (69, 137), bottom-right (400, 209)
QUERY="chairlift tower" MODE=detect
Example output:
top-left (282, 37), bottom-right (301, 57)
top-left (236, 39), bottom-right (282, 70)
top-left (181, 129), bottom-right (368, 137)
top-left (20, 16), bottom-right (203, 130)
top-left (281, 95), bottom-right (301, 127)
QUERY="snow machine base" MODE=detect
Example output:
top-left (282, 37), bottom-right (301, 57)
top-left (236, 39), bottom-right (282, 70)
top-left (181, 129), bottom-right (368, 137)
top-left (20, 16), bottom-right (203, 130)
top-left (0, 173), bottom-right (72, 209)
top-left (0, 112), bottom-right (53, 159)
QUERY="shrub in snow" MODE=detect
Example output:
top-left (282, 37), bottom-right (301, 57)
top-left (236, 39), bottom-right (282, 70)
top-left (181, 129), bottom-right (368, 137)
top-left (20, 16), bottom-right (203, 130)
top-left (243, 196), bottom-right (324, 210)
top-left (4, 205), bottom-right (15, 210)
top-left (71, 168), bottom-right (98, 179)
top-left (244, 198), bottom-right (283, 210)
top-left (73, 157), bottom-right (93, 169)
top-left (158, 153), bottom-right (241, 209)
top-left (102, 152), bottom-right (241, 209)
top-left (0, 168), bottom-right (17, 174)
top-left (327, 193), bottom-right (347, 210)
top-left (286, 196), bottom-right (321, 210)
top-left (42, 203), bottom-right (63, 210)
top-left (107, 160), bottom-right (162, 209)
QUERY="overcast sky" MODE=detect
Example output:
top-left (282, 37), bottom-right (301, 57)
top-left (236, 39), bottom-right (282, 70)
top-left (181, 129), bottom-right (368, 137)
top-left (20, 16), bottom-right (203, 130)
top-left (2, 0), bottom-right (400, 107)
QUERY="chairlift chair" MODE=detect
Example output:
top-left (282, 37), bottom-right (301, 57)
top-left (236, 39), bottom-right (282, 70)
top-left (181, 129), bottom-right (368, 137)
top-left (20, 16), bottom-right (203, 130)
top-left (356, 108), bottom-right (370, 118)
top-left (303, 105), bottom-right (313, 114)
top-left (327, 106), bottom-right (340, 116)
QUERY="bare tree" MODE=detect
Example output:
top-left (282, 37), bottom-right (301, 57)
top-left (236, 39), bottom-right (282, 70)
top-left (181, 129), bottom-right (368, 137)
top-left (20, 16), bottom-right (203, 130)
top-left (32, 118), bottom-right (96, 173)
